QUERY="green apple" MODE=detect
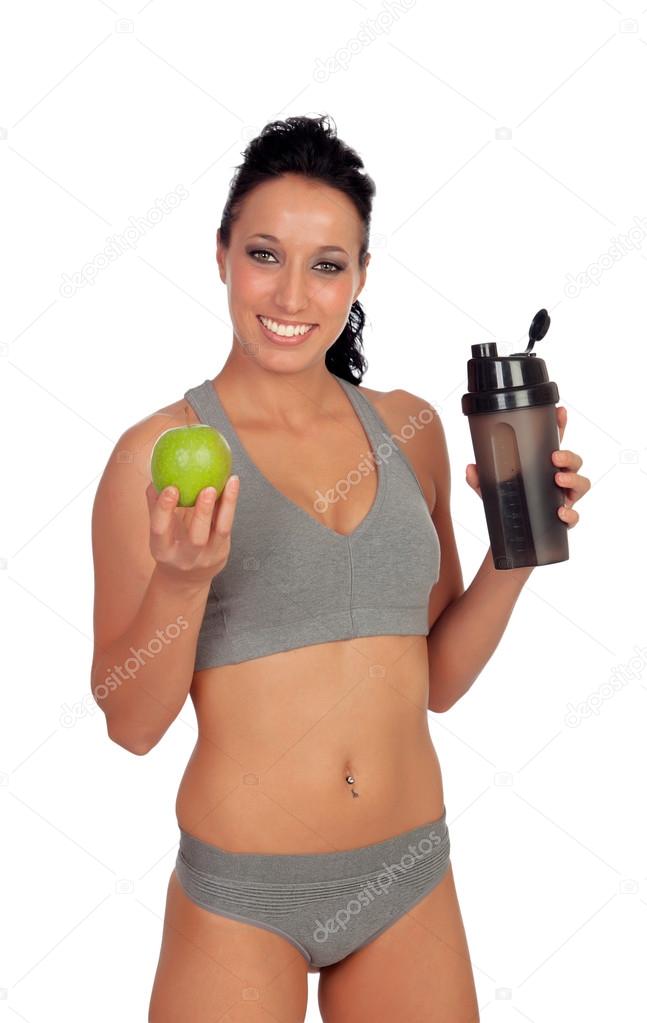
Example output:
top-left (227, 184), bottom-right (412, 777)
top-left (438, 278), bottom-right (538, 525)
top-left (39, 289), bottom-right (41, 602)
top-left (150, 425), bottom-right (232, 507)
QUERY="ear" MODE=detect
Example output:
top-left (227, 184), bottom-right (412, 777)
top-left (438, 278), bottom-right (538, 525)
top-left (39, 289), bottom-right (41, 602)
top-left (215, 228), bottom-right (226, 284)
top-left (353, 252), bottom-right (370, 302)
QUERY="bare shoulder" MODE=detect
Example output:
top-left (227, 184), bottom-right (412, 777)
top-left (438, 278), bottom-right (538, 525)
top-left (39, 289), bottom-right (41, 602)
top-left (355, 382), bottom-right (387, 406)
top-left (136, 394), bottom-right (201, 428)
top-left (354, 382), bottom-right (398, 433)
top-left (98, 394), bottom-right (198, 499)
top-left (357, 383), bottom-right (438, 427)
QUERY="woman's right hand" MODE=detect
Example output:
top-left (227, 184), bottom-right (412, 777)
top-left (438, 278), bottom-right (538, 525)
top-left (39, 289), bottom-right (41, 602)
top-left (145, 475), bottom-right (240, 587)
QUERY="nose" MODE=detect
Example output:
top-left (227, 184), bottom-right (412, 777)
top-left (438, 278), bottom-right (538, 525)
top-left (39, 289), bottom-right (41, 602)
top-left (273, 263), bottom-right (311, 315)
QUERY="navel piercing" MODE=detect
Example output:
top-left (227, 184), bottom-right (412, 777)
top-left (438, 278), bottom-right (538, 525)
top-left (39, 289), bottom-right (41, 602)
top-left (345, 774), bottom-right (359, 797)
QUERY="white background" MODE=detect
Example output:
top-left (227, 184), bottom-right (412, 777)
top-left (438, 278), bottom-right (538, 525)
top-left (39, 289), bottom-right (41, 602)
top-left (2, 0), bottom-right (645, 1020)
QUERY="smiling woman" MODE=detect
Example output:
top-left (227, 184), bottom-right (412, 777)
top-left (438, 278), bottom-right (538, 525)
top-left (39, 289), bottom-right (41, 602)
top-left (90, 114), bottom-right (479, 1023)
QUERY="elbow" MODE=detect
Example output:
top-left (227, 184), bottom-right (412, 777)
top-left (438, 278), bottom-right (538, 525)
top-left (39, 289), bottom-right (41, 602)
top-left (109, 727), bottom-right (155, 756)
top-left (428, 697), bottom-right (451, 714)
top-left (427, 682), bottom-right (454, 714)
top-left (92, 679), bottom-right (162, 755)
top-left (106, 718), bottom-right (158, 756)
top-left (427, 679), bottom-right (452, 714)
top-left (121, 737), bottom-right (155, 756)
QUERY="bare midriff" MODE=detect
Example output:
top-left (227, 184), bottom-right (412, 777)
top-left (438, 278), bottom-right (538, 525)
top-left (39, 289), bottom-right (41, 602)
top-left (175, 632), bottom-right (445, 853)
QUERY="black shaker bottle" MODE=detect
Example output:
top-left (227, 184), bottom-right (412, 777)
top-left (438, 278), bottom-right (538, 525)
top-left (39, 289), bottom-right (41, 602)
top-left (461, 309), bottom-right (569, 570)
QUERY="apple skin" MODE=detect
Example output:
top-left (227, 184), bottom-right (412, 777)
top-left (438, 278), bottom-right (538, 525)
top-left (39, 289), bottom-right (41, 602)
top-left (150, 425), bottom-right (233, 507)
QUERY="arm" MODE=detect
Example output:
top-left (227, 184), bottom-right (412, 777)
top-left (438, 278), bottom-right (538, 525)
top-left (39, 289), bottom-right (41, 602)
top-left (420, 398), bottom-right (534, 711)
top-left (91, 567), bottom-right (211, 755)
top-left (90, 416), bottom-right (211, 755)
top-left (426, 553), bottom-right (534, 713)
top-left (388, 390), bottom-right (534, 714)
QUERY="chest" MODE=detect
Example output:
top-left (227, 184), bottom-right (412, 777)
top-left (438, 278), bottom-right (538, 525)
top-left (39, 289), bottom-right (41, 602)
top-left (231, 416), bottom-right (382, 537)
top-left (181, 388), bottom-right (435, 536)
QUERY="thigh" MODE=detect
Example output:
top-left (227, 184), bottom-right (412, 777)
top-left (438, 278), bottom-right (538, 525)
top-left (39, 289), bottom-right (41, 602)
top-left (148, 869), bottom-right (309, 1023)
top-left (317, 862), bottom-right (479, 1023)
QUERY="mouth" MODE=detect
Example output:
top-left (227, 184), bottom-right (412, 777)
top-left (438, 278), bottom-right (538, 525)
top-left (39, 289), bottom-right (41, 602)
top-left (257, 314), bottom-right (318, 345)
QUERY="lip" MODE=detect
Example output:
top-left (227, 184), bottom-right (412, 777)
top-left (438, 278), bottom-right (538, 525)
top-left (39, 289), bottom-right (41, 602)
top-left (257, 315), bottom-right (318, 346)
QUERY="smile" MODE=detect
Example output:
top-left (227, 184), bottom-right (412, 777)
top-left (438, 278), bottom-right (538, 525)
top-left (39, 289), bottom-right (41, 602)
top-left (257, 315), bottom-right (317, 338)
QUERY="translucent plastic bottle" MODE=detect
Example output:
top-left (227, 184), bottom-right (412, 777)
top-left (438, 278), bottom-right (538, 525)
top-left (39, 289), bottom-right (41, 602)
top-left (461, 309), bottom-right (569, 569)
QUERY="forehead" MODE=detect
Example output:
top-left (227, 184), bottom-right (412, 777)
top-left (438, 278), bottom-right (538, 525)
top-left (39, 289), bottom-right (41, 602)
top-left (235, 174), bottom-right (362, 248)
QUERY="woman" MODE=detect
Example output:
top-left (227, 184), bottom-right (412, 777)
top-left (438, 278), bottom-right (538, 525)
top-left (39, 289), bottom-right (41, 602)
top-left (90, 115), bottom-right (590, 1023)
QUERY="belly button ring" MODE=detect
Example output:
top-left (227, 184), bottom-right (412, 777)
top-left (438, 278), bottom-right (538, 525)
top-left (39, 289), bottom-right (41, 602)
top-left (345, 774), bottom-right (359, 797)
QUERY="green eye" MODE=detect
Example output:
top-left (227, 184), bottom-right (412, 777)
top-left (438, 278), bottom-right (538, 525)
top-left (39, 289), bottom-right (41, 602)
top-left (249, 250), bottom-right (343, 273)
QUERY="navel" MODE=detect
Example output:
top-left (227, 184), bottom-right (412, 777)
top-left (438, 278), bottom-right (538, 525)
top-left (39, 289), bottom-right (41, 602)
top-left (344, 765), bottom-right (360, 798)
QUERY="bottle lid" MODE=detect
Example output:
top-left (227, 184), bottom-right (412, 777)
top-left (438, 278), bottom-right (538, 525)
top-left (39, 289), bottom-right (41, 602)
top-left (461, 309), bottom-right (559, 415)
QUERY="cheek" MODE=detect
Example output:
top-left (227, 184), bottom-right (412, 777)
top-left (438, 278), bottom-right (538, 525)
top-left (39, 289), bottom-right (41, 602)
top-left (229, 263), bottom-right (354, 314)
top-left (319, 278), bottom-right (355, 313)
top-left (229, 260), bottom-right (266, 300)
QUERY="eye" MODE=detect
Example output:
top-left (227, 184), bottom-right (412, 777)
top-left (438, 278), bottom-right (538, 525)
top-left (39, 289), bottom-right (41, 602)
top-left (316, 261), bottom-right (343, 274)
top-left (249, 248), bottom-right (278, 264)
top-left (248, 250), bottom-right (343, 273)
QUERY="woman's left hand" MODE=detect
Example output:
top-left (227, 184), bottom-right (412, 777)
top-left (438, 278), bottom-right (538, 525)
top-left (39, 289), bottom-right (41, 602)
top-left (465, 406), bottom-right (591, 530)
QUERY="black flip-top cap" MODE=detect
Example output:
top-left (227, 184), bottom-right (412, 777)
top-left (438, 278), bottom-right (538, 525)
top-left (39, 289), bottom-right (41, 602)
top-left (461, 341), bottom-right (559, 415)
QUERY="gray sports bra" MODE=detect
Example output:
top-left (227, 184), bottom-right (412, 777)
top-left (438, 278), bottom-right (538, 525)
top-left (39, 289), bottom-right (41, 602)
top-left (183, 374), bottom-right (441, 670)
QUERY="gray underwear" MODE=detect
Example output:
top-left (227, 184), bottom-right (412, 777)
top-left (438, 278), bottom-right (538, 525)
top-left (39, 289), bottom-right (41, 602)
top-left (175, 805), bottom-right (450, 969)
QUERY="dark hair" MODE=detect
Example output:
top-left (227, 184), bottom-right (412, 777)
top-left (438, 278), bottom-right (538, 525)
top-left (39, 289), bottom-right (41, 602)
top-left (218, 114), bottom-right (376, 386)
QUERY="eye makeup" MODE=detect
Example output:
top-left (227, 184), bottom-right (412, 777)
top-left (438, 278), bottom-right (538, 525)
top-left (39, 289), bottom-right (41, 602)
top-left (246, 248), bottom-right (345, 273)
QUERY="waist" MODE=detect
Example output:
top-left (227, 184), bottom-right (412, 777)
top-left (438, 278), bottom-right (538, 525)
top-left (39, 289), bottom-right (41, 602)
top-left (177, 804), bottom-right (449, 879)
top-left (180, 635), bottom-right (440, 851)
top-left (176, 731), bottom-right (444, 853)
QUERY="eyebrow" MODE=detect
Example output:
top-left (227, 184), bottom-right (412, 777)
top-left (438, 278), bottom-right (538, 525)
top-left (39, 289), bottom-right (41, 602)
top-left (246, 233), bottom-right (349, 256)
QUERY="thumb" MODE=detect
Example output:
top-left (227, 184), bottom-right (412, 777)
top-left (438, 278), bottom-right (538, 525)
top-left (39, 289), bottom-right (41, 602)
top-left (466, 463), bottom-right (482, 498)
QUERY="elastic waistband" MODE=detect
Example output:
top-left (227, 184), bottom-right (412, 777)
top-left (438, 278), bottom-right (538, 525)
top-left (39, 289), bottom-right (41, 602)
top-left (177, 805), bottom-right (448, 885)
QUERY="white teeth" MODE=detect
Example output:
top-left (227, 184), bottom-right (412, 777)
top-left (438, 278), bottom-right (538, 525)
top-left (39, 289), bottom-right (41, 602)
top-left (259, 316), bottom-right (314, 338)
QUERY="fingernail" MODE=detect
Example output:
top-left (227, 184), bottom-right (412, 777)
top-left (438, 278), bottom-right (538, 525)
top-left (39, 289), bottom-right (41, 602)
top-left (203, 487), bottom-right (216, 500)
top-left (164, 487), bottom-right (177, 500)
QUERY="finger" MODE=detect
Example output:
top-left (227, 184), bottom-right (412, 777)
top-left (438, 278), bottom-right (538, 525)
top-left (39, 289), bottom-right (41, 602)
top-left (552, 449), bottom-right (583, 472)
top-left (554, 471), bottom-right (590, 502)
top-left (147, 483), bottom-right (179, 550)
top-left (208, 475), bottom-right (240, 545)
top-left (555, 406), bottom-right (567, 443)
top-left (187, 486), bottom-right (219, 546)
top-left (554, 476), bottom-right (576, 507)
top-left (145, 481), bottom-right (157, 514)
top-left (558, 504), bottom-right (579, 528)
